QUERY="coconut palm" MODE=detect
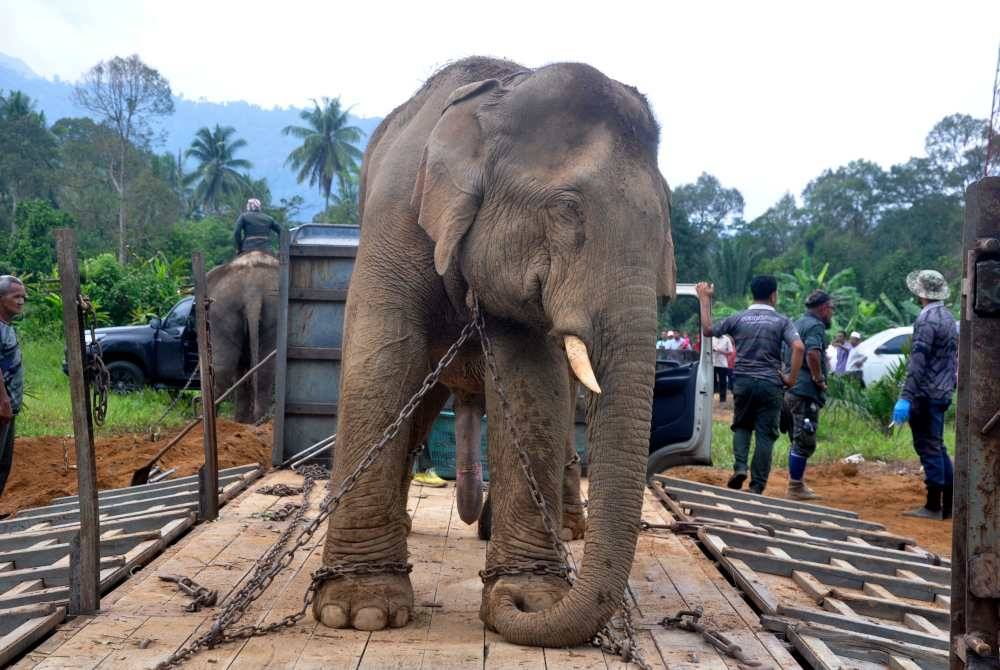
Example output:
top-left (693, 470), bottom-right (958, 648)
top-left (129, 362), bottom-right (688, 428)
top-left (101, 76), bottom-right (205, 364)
top-left (184, 125), bottom-right (252, 213)
top-left (283, 97), bottom-right (363, 211)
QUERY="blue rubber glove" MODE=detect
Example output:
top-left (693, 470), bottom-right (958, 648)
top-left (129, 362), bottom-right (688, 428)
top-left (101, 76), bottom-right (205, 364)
top-left (892, 398), bottom-right (911, 425)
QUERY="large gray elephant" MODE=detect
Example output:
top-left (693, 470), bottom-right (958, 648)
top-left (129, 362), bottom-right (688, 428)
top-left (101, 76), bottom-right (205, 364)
top-left (314, 57), bottom-right (674, 648)
top-left (205, 251), bottom-right (278, 423)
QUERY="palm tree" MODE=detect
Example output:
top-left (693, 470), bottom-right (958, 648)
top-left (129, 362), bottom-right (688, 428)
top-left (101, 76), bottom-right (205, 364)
top-left (283, 97), bottom-right (363, 211)
top-left (184, 125), bottom-right (252, 213)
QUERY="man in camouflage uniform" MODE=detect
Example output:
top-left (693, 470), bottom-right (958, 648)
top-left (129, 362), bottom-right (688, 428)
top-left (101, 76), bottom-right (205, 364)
top-left (0, 275), bottom-right (26, 497)
top-left (783, 290), bottom-right (834, 500)
top-left (891, 270), bottom-right (958, 520)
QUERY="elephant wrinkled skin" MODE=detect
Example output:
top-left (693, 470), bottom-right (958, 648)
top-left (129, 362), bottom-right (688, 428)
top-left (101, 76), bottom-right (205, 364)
top-left (206, 251), bottom-right (278, 424)
top-left (315, 57), bottom-right (675, 648)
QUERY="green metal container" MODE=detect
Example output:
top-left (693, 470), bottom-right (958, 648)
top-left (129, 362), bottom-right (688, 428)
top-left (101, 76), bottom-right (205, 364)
top-left (427, 411), bottom-right (587, 481)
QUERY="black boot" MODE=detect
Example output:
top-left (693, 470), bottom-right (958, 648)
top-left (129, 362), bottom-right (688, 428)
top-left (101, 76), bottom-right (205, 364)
top-left (903, 483), bottom-right (943, 520)
top-left (941, 484), bottom-right (953, 520)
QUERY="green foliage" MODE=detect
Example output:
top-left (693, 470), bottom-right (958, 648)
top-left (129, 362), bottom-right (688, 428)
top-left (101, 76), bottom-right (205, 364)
top-left (79, 252), bottom-right (187, 326)
top-left (313, 164), bottom-right (360, 226)
top-left (166, 216), bottom-right (237, 270)
top-left (2, 199), bottom-right (71, 276)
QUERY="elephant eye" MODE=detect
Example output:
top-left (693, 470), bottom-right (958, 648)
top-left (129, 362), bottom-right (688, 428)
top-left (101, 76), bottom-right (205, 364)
top-left (547, 197), bottom-right (584, 225)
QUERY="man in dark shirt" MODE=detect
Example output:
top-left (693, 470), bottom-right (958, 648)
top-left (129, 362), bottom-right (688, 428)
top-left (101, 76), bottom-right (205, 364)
top-left (698, 276), bottom-right (805, 494)
top-left (783, 290), bottom-right (834, 500)
top-left (234, 198), bottom-right (281, 255)
top-left (0, 275), bottom-right (26, 498)
top-left (891, 270), bottom-right (958, 520)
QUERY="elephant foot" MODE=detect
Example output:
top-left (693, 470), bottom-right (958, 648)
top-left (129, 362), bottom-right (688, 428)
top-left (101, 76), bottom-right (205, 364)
top-left (480, 574), bottom-right (570, 631)
top-left (560, 506), bottom-right (587, 541)
top-left (312, 572), bottom-right (414, 631)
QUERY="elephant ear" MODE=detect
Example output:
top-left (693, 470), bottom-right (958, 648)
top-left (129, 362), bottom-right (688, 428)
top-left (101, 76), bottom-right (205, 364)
top-left (412, 79), bottom-right (500, 275)
top-left (658, 176), bottom-right (677, 300)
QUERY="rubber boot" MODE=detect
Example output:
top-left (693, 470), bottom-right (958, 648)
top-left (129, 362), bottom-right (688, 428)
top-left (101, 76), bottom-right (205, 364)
top-left (941, 484), bottom-right (953, 520)
top-left (727, 471), bottom-right (748, 490)
top-left (787, 479), bottom-right (821, 501)
top-left (903, 483), bottom-right (943, 520)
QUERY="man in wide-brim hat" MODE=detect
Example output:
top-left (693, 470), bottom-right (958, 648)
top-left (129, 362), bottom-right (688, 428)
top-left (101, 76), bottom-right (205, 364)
top-left (891, 270), bottom-right (958, 520)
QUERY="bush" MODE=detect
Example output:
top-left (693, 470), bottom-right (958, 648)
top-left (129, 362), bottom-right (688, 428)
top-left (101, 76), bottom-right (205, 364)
top-left (80, 252), bottom-right (187, 325)
top-left (2, 199), bottom-right (71, 277)
top-left (166, 217), bottom-right (236, 273)
top-left (826, 358), bottom-right (908, 433)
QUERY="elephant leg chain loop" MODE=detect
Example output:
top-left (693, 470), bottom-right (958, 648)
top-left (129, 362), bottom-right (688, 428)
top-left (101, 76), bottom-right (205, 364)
top-left (471, 299), bottom-right (651, 670)
top-left (155, 316), bottom-right (481, 668)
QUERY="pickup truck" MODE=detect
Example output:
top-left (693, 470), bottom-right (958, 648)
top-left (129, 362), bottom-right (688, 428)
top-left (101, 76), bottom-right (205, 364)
top-left (72, 296), bottom-right (200, 392)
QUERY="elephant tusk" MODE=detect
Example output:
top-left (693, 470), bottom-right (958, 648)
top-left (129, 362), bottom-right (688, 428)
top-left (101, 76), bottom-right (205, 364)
top-left (564, 335), bottom-right (602, 394)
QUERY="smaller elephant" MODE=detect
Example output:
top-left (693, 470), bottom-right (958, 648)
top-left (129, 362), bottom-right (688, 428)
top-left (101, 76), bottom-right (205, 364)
top-left (206, 251), bottom-right (279, 423)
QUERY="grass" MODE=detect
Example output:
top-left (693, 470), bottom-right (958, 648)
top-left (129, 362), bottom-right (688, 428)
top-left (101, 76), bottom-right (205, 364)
top-left (709, 405), bottom-right (953, 469)
top-left (16, 336), bottom-right (197, 437)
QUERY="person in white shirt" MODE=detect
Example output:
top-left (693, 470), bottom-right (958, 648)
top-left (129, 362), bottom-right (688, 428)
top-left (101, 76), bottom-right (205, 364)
top-left (712, 334), bottom-right (735, 402)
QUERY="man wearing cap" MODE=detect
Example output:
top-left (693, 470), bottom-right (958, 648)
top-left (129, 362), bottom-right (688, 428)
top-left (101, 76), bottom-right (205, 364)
top-left (697, 277), bottom-right (805, 494)
top-left (783, 290), bottom-right (834, 500)
top-left (892, 270), bottom-right (958, 520)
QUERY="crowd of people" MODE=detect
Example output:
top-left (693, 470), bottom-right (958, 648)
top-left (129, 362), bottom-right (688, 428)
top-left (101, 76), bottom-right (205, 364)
top-left (690, 269), bottom-right (957, 519)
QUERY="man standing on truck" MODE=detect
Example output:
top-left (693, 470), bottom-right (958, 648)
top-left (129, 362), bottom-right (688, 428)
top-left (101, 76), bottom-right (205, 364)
top-left (783, 290), bottom-right (834, 501)
top-left (891, 269), bottom-right (958, 520)
top-left (0, 275), bottom-right (26, 498)
top-left (697, 277), bottom-right (805, 494)
top-left (234, 198), bottom-right (281, 255)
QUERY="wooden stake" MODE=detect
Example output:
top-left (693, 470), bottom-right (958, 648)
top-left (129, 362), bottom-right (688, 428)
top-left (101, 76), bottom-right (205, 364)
top-left (193, 253), bottom-right (219, 521)
top-left (55, 228), bottom-right (99, 614)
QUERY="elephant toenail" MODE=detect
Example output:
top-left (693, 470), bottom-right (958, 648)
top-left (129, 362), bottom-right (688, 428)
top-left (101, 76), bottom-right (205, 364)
top-left (353, 607), bottom-right (388, 631)
top-left (320, 605), bottom-right (349, 628)
top-left (559, 527), bottom-right (573, 541)
top-left (391, 607), bottom-right (410, 628)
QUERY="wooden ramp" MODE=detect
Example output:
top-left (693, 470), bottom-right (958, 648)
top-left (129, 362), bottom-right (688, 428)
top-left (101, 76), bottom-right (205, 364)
top-left (13, 470), bottom-right (799, 669)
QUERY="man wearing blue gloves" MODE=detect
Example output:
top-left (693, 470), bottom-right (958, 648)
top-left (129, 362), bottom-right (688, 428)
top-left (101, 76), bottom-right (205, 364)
top-left (892, 270), bottom-right (958, 520)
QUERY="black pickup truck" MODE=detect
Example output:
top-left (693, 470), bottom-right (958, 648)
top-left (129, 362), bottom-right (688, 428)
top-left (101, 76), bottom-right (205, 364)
top-left (72, 296), bottom-right (200, 392)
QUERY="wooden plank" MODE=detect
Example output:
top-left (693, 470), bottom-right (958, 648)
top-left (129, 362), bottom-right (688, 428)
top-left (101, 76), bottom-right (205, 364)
top-left (662, 486), bottom-right (885, 531)
top-left (0, 555), bottom-right (125, 592)
top-left (192, 252), bottom-right (219, 522)
top-left (0, 507), bottom-right (194, 552)
top-left (720, 546), bottom-right (947, 601)
top-left (289, 245), bottom-right (357, 258)
top-left (828, 589), bottom-right (950, 628)
top-left (700, 526), bottom-right (950, 582)
top-left (0, 606), bottom-right (65, 667)
top-left (787, 631), bottom-right (844, 670)
top-left (902, 613), bottom-right (945, 638)
top-left (55, 228), bottom-right (100, 616)
top-left (822, 597), bottom-right (857, 617)
top-left (776, 605), bottom-right (950, 650)
top-left (0, 530), bottom-right (160, 569)
top-left (792, 570), bottom-right (831, 603)
top-left (284, 402), bottom-right (339, 416)
top-left (0, 604), bottom-right (56, 636)
top-left (0, 490), bottom-right (203, 532)
top-left (888, 655), bottom-right (923, 670)
top-left (653, 476), bottom-right (861, 518)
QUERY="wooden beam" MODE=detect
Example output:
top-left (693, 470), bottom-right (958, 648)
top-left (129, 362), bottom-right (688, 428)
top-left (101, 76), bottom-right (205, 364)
top-left (776, 604), bottom-right (950, 650)
top-left (0, 507), bottom-right (192, 552)
top-left (0, 605), bottom-right (65, 667)
top-left (54, 228), bottom-right (99, 615)
top-left (43, 465), bottom-right (257, 506)
top-left (0, 530), bottom-right (159, 569)
top-left (0, 555), bottom-right (125, 592)
top-left (653, 475), bottom-right (861, 517)
top-left (192, 252), bottom-right (219, 522)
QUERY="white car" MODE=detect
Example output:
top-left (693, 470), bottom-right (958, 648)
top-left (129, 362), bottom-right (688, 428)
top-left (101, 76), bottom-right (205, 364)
top-left (843, 326), bottom-right (913, 386)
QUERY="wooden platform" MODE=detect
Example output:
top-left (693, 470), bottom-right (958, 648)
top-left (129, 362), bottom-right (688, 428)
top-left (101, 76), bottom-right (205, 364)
top-left (13, 470), bottom-right (799, 669)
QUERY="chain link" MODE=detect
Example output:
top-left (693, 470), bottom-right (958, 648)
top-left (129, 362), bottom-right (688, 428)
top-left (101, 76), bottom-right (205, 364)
top-left (155, 318), bottom-right (480, 668)
top-left (78, 295), bottom-right (110, 426)
top-left (661, 607), bottom-right (772, 670)
top-left (256, 483), bottom-right (303, 497)
top-left (159, 574), bottom-right (218, 612)
top-left (471, 299), bottom-right (650, 670)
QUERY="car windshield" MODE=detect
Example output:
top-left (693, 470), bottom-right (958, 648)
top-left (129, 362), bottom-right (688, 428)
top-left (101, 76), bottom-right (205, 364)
top-left (877, 333), bottom-right (911, 355)
top-left (163, 298), bottom-right (193, 330)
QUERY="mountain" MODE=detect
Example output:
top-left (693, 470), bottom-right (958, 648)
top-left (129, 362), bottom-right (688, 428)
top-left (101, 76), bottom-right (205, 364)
top-left (0, 53), bottom-right (383, 221)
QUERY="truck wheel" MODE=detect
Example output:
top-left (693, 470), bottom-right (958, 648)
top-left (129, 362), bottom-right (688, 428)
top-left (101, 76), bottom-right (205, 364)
top-left (106, 361), bottom-right (145, 393)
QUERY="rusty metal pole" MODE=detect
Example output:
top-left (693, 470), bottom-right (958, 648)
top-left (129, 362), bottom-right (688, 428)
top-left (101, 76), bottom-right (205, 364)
top-left (193, 253), bottom-right (219, 521)
top-left (55, 228), bottom-right (100, 614)
top-left (952, 177), bottom-right (1000, 669)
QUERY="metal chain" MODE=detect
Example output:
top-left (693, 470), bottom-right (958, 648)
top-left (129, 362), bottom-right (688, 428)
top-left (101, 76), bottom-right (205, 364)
top-left (155, 318), bottom-right (480, 668)
top-left (256, 483), bottom-right (303, 497)
top-left (470, 300), bottom-right (650, 670)
top-left (159, 574), bottom-right (219, 612)
top-left (78, 295), bottom-right (110, 426)
top-left (661, 608), bottom-right (773, 670)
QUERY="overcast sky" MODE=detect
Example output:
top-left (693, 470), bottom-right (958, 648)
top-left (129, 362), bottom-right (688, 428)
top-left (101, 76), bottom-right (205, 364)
top-left (1, 0), bottom-right (998, 218)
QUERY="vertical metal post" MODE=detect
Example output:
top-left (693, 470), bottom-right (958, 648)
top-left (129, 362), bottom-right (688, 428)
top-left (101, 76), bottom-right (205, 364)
top-left (55, 228), bottom-right (100, 614)
top-left (952, 177), bottom-right (1000, 668)
top-left (193, 253), bottom-right (219, 521)
top-left (272, 228), bottom-right (290, 466)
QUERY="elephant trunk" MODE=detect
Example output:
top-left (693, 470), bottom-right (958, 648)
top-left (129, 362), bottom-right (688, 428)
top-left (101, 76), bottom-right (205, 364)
top-left (492, 286), bottom-right (655, 646)
top-left (455, 399), bottom-right (484, 524)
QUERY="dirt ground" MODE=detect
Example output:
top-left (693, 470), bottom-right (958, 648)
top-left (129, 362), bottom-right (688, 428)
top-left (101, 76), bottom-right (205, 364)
top-left (2, 413), bottom-right (951, 557)
top-left (0, 419), bottom-right (272, 517)
top-left (671, 462), bottom-right (953, 557)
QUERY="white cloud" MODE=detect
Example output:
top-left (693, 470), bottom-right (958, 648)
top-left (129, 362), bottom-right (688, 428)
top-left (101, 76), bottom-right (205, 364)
top-left (0, 0), bottom-right (997, 217)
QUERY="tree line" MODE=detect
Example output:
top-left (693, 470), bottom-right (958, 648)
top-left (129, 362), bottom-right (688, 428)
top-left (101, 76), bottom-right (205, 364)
top-left (0, 53), bottom-right (994, 339)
